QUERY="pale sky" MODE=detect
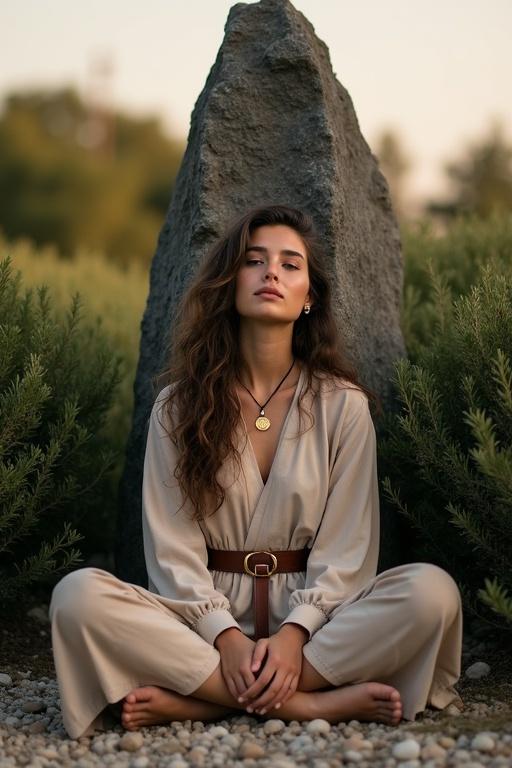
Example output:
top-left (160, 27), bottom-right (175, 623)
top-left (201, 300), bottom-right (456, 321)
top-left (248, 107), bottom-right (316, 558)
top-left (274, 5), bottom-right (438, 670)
top-left (2, 0), bottom-right (511, 203)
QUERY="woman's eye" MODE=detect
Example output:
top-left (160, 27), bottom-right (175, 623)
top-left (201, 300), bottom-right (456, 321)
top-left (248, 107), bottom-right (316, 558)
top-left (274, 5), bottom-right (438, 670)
top-left (246, 258), bottom-right (263, 265)
top-left (283, 263), bottom-right (299, 270)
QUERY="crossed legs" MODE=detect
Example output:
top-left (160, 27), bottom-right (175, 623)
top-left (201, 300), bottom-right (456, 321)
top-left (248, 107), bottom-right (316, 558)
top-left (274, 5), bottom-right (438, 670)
top-left (120, 655), bottom-right (403, 729)
top-left (50, 562), bottom-right (461, 738)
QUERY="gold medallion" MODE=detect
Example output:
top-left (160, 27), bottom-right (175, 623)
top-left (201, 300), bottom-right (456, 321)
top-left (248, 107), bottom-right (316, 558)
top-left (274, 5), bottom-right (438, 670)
top-left (255, 415), bottom-right (271, 431)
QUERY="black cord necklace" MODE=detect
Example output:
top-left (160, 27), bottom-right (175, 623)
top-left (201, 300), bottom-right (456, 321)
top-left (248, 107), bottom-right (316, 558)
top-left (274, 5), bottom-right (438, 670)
top-left (238, 359), bottom-right (296, 431)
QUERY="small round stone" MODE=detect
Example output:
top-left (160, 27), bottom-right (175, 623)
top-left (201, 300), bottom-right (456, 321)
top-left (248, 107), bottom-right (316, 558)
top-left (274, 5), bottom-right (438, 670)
top-left (0, 673), bottom-right (13, 686)
top-left (209, 725), bottom-right (229, 738)
top-left (421, 743), bottom-right (447, 760)
top-left (465, 662), bottom-right (491, 679)
top-left (119, 731), bottom-right (144, 752)
top-left (221, 733), bottom-right (240, 749)
top-left (239, 741), bottom-right (265, 758)
top-left (344, 750), bottom-right (364, 762)
top-left (131, 757), bottom-right (150, 768)
top-left (263, 719), bottom-right (286, 735)
top-left (445, 703), bottom-right (463, 715)
top-left (392, 739), bottom-right (421, 761)
top-left (189, 746), bottom-right (208, 757)
top-left (471, 733), bottom-right (495, 752)
top-left (22, 700), bottom-right (46, 714)
top-left (91, 740), bottom-right (106, 755)
top-left (306, 719), bottom-right (331, 735)
top-left (344, 735), bottom-right (365, 749)
top-left (27, 720), bottom-right (48, 734)
top-left (4, 716), bottom-right (20, 726)
top-left (288, 735), bottom-right (313, 753)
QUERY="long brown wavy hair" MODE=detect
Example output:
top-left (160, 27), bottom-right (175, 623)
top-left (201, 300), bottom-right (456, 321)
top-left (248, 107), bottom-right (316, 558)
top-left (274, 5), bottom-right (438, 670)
top-left (155, 204), bottom-right (376, 520)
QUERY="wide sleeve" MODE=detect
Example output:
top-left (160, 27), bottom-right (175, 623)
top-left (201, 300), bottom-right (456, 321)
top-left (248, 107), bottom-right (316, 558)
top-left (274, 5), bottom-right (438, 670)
top-left (279, 389), bottom-right (380, 638)
top-left (142, 389), bottom-right (242, 646)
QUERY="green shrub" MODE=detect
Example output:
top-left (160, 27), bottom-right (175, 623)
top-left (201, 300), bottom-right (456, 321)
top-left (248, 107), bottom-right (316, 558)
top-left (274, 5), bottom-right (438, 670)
top-left (380, 267), bottom-right (512, 626)
top-left (0, 256), bottom-right (121, 605)
top-left (4, 234), bottom-right (148, 557)
top-left (401, 214), bottom-right (512, 360)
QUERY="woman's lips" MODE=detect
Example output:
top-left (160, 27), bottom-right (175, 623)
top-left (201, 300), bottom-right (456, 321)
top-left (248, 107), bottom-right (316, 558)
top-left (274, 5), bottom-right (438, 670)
top-left (254, 290), bottom-right (283, 299)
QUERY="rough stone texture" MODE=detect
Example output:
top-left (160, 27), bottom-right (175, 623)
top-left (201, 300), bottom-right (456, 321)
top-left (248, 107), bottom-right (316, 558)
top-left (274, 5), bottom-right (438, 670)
top-left (116, 0), bottom-right (405, 583)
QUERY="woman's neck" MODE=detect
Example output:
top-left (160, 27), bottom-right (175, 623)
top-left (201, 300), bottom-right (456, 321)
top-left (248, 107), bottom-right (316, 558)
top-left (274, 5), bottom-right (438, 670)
top-left (237, 322), bottom-right (297, 396)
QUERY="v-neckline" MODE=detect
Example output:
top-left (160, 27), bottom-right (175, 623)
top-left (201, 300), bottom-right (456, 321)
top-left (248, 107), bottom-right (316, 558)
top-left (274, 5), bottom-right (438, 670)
top-left (239, 367), bottom-right (304, 489)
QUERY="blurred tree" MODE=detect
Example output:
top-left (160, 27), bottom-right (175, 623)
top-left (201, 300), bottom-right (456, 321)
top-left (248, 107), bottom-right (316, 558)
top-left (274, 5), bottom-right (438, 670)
top-left (0, 88), bottom-right (185, 265)
top-left (428, 120), bottom-right (512, 219)
top-left (374, 128), bottom-right (412, 219)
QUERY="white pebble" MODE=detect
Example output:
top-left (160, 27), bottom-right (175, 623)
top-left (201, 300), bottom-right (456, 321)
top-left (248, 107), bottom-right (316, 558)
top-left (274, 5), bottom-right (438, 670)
top-left (131, 757), bottom-right (150, 768)
top-left (471, 733), bottom-right (495, 752)
top-left (263, 718), bottom-right (286, 734)
top-left (306, 718), bottom-right (331, 735)
top-left (221, 733), bottom-right (240, 749)
top-left (91, 740), bottom-right (106, 755)
top-left (392, 739), bottom-right (421, 761)
top-left (421, 744), bottom-right (447, 760)
top-left (465, 661), bottom-right (491, 679)
top-left (344, 750), bottom-right (363, 762)
top-left (288, 735), bottom-right (313, 753)
top-left (0, 673), bottom-right (13, 686)
top-left (119, 731), bottom-right (144, 752)
top-left (209, 725), bottom-right (229, 738)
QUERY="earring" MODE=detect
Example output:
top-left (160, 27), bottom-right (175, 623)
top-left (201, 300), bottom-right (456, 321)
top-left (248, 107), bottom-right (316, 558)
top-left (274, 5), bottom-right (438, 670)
top-left (303, 303), bottom-right (311, 315)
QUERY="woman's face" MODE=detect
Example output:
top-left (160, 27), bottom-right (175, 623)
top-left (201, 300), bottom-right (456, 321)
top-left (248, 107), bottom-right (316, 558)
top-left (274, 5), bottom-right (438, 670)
top-left (235, 224), bottom-right (311, 324)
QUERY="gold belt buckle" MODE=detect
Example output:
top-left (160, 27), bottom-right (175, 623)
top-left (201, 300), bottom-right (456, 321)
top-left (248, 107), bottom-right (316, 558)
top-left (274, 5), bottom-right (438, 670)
top-left (244, 550), bottom-right (278, 577)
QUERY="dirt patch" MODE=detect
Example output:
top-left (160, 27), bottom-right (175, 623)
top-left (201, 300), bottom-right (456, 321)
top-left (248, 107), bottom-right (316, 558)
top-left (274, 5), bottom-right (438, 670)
top-left (0, 590), bottom-right (55, 679)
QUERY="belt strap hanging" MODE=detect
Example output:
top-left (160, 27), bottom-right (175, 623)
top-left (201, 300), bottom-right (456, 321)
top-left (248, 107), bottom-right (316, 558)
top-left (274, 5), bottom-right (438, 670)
top-left (207, 547), bottom-right (310, 640)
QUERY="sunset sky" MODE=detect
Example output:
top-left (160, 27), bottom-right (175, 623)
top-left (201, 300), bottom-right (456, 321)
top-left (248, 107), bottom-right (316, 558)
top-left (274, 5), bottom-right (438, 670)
top-left (2, 0), bottom-right (511, 203)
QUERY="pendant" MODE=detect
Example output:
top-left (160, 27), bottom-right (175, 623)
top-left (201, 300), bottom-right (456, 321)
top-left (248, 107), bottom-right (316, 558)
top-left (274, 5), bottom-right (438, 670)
top-left (255, 409), bottom-right (271, 431)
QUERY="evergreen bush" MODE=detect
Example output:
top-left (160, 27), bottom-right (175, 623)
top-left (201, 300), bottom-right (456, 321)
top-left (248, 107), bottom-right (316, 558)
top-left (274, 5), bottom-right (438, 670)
top-left (401, 213), bottom-right (512, 361)
top-left (380, 266), bottom-right (512, 626)
top-left (0, 257), bottom-right (121, 605)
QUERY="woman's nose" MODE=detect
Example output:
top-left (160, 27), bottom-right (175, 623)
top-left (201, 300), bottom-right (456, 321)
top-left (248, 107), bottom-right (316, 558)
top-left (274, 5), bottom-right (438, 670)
top-left (264, 266), bottom-right (279, 281)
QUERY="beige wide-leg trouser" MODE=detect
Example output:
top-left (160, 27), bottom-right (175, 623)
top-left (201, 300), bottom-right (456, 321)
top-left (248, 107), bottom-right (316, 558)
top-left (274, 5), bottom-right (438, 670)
top-left (49, 562), bottom-right (462, 739)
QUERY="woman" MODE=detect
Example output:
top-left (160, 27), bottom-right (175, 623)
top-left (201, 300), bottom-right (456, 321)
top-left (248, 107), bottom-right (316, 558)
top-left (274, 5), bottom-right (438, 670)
top-left (50, 204), bottom-right (462, 739)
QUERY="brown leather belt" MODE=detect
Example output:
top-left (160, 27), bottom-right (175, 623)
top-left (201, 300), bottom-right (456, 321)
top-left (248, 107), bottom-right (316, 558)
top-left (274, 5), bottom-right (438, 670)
top-left (207, 548), bottom-right (310, 640)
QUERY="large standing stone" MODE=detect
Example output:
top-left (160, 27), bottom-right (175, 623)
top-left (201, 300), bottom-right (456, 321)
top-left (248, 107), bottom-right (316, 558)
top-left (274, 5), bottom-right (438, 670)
top-left (116, 0), bottom-right (405, 583)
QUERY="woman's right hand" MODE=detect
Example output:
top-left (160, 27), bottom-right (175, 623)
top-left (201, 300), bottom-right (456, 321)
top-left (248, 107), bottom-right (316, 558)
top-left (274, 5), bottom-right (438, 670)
top-left (214, 628), bottom-right (257, 702)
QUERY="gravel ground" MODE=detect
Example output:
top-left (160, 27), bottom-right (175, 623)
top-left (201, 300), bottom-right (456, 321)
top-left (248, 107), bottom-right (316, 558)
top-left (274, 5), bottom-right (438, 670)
top-left (1, 602), bottom-right (511, 767)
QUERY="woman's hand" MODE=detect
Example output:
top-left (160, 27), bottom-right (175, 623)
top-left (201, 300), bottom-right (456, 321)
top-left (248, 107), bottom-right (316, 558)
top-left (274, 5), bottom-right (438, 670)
top-left (239, 623), bottom-right (309, 714)
top-left (214, 628), bottom-right (257, 703)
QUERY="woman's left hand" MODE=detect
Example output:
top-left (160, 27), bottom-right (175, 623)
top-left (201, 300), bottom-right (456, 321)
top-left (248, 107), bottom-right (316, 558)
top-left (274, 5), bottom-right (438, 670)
top-left (238, 623), bottom-right (309, 714)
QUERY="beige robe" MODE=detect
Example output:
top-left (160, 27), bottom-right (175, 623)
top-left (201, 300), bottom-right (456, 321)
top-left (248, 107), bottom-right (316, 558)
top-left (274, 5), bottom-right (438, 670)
top-left (50, 370), bottom-right (463, 738)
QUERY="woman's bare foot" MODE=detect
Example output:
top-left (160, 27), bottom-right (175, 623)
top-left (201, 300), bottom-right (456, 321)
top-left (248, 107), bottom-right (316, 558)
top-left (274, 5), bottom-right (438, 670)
top-left (121, 686), bottom-right (236, 730)
top-left (271, 682), bottom-right (402, 726)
